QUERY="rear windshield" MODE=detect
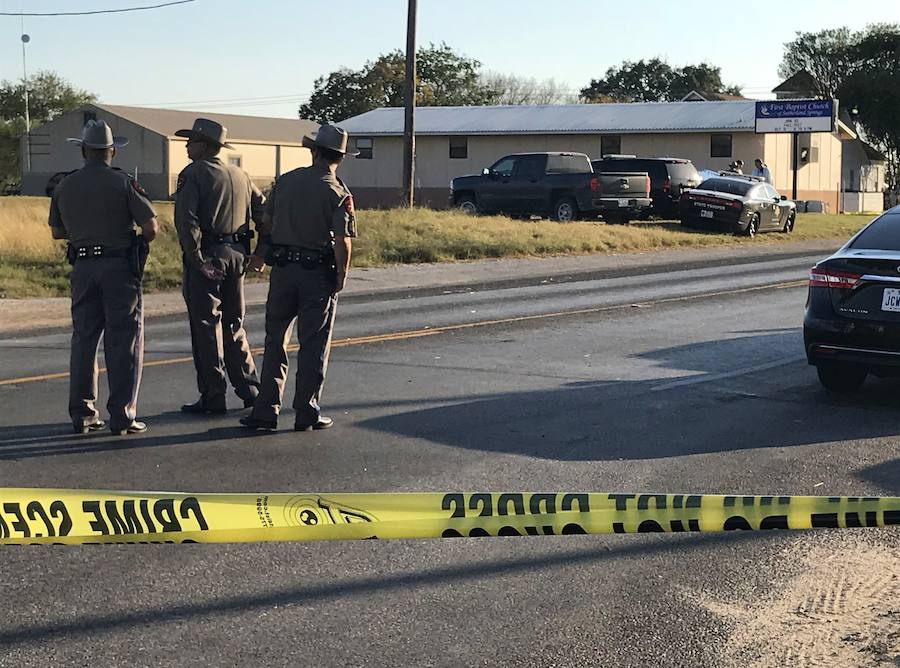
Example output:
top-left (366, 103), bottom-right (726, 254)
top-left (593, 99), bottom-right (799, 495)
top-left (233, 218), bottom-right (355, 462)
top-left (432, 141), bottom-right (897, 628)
top-left (546, 154), bottom-right (591, 174)
top-left (697, 178), bottom-right (752, 196)
top-left (849, 213), bottom-right (900, 250)
top-left (665, 162), bottom-right (699, 179)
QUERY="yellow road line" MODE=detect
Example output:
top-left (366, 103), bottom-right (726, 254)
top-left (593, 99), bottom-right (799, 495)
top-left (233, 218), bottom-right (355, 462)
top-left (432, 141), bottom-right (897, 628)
top-left (0, 279), bottom-right (806, 387)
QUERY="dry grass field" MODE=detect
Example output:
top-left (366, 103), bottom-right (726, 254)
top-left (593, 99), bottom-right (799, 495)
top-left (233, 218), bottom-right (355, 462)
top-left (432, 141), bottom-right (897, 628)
top-left (0, 196), bottom-right (877, 298)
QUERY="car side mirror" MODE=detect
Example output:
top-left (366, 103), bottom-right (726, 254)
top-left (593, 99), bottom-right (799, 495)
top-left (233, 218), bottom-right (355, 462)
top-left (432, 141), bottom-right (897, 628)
top-left (482, 168), bottom-right (490, 176)
top-left (780, 195), bottom-right (787, 201)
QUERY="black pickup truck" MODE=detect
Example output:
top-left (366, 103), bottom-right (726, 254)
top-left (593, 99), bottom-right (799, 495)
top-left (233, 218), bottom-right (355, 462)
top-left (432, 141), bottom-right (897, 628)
top-left (450, 152), bottom-right (651, 223)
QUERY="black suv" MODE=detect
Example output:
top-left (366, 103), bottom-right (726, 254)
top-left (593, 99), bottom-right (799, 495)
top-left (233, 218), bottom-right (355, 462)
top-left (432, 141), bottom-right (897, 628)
top-left (591, 156), bottom-right (701, 218)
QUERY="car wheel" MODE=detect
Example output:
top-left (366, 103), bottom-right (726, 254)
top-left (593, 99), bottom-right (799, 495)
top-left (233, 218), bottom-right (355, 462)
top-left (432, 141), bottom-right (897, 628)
top-left (782, 211), bottom-right (796, 234)
top-left (553, 197), bottom-right (577, 223)
top-left (744, 213), bottom-right (760, 238)
top-left (816, 363), bottom-right (867, 393)
top-left (457, 196), bottom-right (478, 215)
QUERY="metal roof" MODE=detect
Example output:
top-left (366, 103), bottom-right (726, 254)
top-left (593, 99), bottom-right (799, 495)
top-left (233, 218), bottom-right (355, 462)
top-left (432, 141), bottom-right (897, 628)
top-left (91, 104), bottom-right (318, 145)
top-left (337, 101), bottom-right (759, 136)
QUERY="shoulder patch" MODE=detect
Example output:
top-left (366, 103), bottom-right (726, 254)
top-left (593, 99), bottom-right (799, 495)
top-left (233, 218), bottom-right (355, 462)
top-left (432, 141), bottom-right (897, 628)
top-left (176, 173), bottom-right (187, 192)
top-left (341, 194), bottom-right (355, 217)
top-left (130, 177), bottom-right (149, 198)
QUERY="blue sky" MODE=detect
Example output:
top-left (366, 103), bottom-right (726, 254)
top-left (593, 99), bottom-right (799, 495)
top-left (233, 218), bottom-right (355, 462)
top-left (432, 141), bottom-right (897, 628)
top-left (1, 0), bottom-right (898, 119)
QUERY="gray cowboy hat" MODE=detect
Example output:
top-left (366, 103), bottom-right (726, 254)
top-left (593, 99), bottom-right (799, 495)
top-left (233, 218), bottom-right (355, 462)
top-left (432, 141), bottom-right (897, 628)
top-left (67, 119), bottom-right (129, 149)
top-left (301, 124), bottom-right (358, 156)
top-left (174, 118), bottom-right (235, 150)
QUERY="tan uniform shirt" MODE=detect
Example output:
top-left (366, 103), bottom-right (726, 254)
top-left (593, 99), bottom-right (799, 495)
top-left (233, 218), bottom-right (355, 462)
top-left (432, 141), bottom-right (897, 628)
top-left (48, 162), bottom-right (156, 250)
top-left (174, 157), bottom-right (265, 269)
top-left (260, 164), bottom-right (357, 253)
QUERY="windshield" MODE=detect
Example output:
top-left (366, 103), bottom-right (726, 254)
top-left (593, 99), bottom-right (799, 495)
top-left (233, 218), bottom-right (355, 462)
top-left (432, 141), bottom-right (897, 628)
top-left (849, 213), bottom-right (900, 251)
top-left (697, 178), bottom-right (752, 196)
top-left (666, 162), bottom-right (700, 180)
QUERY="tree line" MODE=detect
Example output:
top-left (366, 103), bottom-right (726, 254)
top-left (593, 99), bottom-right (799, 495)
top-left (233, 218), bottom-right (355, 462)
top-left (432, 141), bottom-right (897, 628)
top-left (1, 26), bottom-right (898, 192)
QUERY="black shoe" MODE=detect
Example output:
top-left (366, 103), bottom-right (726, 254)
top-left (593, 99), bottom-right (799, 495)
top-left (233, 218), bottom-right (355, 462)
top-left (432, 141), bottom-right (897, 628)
top-left (239, 415), bottom-right (278, 432)
top-left (181, 398), bottom-right (227, 415)
top-left (110, 420), bottom-right (147, 436)
top-left (73, 419), bottom-right (106, 434)
top-left (294, 416), bottom-right (334, 432)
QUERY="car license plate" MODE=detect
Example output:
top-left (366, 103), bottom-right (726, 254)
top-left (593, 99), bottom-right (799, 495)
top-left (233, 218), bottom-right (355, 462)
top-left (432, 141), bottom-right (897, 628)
top-left (882, 288), bottom-right (900, 312)
top-left (700, 209), bottom-right (714, 219)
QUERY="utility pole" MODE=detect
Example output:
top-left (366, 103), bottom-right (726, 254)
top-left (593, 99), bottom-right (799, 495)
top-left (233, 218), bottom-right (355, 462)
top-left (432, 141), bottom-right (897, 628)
top-left (401, 0), bottom-right (416, 208)
top-left (21, 18), bottom-right (32, 174)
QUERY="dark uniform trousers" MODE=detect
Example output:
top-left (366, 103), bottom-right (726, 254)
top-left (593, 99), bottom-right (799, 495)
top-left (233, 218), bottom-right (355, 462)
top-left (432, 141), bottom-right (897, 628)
top-left (69, 257), bottom-right (143, 429)
top-left (182, 243), bottom-right (259, 403)
top-left (252, 263), bottom-right (337, 425)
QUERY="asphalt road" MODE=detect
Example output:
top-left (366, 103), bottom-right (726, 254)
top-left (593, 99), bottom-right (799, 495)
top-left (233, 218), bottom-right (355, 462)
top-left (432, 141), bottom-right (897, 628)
top-left (1, 251), bottom-right (899, 667)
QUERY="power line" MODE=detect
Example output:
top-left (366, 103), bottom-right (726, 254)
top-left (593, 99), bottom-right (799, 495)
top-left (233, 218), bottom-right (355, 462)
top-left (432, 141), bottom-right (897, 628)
top-left (0, 1), bottom-right (194, 16)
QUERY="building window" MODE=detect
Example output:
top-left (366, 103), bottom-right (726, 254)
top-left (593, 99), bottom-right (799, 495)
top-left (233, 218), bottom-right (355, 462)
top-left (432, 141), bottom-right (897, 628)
top-left (355, 137), bottom-right (373, 159)
top-left (83, 111), bottom-right (97, 126)
top-left (710, 133), bottom-right (732, 158)
top-left (449, 136), bottom-right (468, 159)
top-left (600, 135), bottom-right (621, 156)
top-left (228, 155), bottom-right (242, 168)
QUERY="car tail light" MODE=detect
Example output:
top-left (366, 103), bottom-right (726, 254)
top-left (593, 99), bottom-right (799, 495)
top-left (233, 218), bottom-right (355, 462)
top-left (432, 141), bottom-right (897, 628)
top-left (729, 200), bottom-right (743, 209)
top-left (809, 267), bottom-right (861, 290)
top-left (646, 175), bottom-right (651, 194)
top-left (662, 177), bottom-right (670, 193)
top-left (590, 176), bottom-right (600, 192)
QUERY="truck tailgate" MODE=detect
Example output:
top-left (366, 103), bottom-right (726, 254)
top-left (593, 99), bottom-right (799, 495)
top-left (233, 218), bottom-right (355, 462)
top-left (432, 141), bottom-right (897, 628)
top-left (596, 172), bottom-right (650, 197)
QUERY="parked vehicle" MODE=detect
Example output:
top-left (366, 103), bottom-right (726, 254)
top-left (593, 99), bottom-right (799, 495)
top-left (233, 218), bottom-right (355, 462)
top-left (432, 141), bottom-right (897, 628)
top-left (591, 156), bottom-right (701, 218)
top-left (804, 207), bottom-right (900, 392)
top-left (678, 173), bottom-right (797, 238)
top-left (450, 152), bottom-right (650, 223)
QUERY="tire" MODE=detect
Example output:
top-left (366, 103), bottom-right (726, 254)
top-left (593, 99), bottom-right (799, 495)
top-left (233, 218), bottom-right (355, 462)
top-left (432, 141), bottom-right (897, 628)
top-left (744, 213), bottom-right (760, 238)
top-left (552, 197), bottom-right (577, 223)
top-left (816, 363), bottom-right (867, 393)
top-left (781, 211), bottom-right (796, 234)
top-left (457, 196), bottom-right (478, 215)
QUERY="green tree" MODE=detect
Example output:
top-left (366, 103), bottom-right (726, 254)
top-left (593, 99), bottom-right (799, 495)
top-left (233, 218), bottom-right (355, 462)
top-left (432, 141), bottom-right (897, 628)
top-left (669, 63), bottom-right (742, 100)
top-left (837, 25), bottom-right (900, 189)
top-left (0, 71), bottom-right (95, 192)
top-left (299, 43), bottom-right (498, 124)
top-left (580, 59), bottom-right (741, 102)
top-left (778, 28), bottom-right (857, 98)
top-left (580, 58), bottom-right (673, 103)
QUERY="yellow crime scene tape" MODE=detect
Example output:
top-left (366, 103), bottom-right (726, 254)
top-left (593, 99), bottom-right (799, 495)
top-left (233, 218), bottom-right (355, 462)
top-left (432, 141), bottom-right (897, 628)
top-left (1, 489), bottom-right (899, 545)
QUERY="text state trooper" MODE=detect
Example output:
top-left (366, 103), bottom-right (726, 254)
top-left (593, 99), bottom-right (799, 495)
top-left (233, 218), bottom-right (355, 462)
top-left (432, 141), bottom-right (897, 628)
top-left (48, 120), bottom-right (159, 435)
top-left (240, 124), bottom-right (357, 432)
top-left (174, 118), bottom-right (265, 415)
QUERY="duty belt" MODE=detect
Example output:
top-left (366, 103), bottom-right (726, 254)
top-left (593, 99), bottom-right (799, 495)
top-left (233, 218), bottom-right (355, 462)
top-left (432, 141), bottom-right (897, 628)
top-left (67, 244), bottom-right (130, 262)
top-left (267, 245), bottom-right (335, 269)
top-left (213, 228), bottom-right (254, 245)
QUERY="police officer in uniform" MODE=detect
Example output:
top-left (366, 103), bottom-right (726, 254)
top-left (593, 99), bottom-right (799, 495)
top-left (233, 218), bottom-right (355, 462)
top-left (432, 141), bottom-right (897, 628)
top-left (174, 118), bottom-right (265, 415)
top-left (48, 120), bottom-right (158, 435)
top-left (240, 125), bottom-right (357, 432)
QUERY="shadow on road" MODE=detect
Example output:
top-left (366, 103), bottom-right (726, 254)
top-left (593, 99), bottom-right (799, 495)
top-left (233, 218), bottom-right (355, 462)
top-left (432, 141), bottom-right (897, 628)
top-left (0, 529), bottom-right (763, 647)
top-left (356, 329), bottom-right (900, 462)
top-left (0, 409), bottom-right (262, 459)
top-left (3, 330), bottom-right (900, 465)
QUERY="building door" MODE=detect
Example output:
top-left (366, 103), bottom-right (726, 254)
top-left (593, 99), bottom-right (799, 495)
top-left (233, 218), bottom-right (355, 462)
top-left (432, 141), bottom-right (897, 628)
top-left (480, 156), bottom-right (517, 213)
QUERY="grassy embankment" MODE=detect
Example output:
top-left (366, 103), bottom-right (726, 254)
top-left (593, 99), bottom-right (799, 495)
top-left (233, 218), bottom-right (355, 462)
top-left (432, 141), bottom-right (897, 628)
top-left (0, 196), bottom-right (877, 298)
